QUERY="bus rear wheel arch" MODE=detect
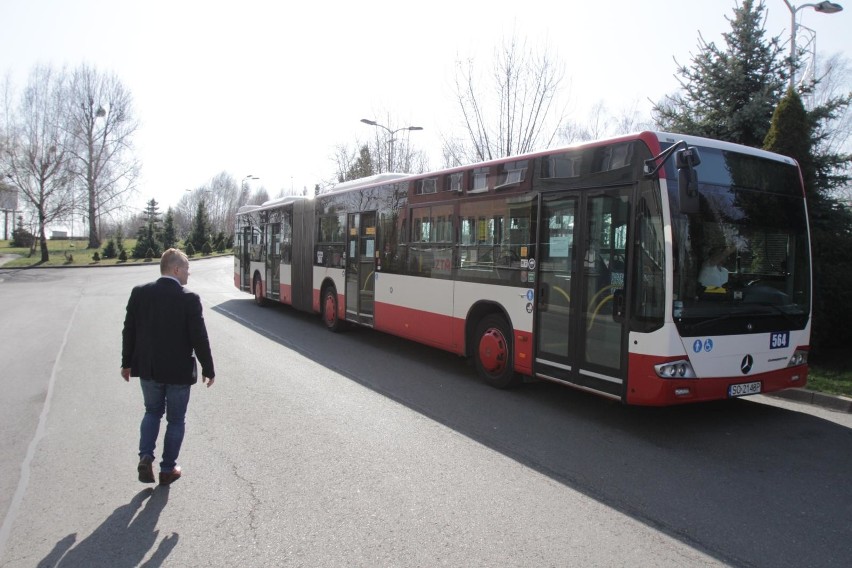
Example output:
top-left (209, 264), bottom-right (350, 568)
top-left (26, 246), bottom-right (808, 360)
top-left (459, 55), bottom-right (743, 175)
top-left (473, 314), bottom-right (520, 389)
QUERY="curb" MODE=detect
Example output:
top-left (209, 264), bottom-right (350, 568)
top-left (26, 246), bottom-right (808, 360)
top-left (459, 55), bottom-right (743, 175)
top-left (767, 388), bottom-right (852, 413)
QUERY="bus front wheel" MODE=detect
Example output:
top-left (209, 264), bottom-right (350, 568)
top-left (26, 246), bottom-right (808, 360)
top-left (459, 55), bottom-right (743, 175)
top-left (474, 315), bottom-right (520, 389)
top-left (322, 287), bottom-right (343, 332)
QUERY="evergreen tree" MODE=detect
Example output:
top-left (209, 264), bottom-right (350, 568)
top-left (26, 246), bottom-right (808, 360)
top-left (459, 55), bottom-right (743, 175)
top-left (102, 238), bottom-right (117, 259)
top-left (765, 89), bottom-right (852, 351)
top-left (142, 198), bottom-right (162, 226)
top-left (764, 89), bottom-right (815, 191)
top-left (161, 208), bottom-right (177, 250)
top-left (187, 199), bottom-right (212, 253)
top-left (133, 221), bottom-right (163, 259)
top-left (114, 224), bottom-right (125, 255)
top-left (342, 145), bottom-right (375, 182)
top-left (132, 198), bottom-right (164, 259)
top-left (652, 0), bottom-right (787, 147)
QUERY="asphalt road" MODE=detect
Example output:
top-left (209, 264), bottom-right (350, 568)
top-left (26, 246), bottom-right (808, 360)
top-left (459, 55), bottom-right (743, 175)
top-left (0, 257), bottom-right (850, 567)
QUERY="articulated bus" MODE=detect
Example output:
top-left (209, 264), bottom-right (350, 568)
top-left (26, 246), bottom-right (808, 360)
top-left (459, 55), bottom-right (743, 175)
top-left (234, 131), bottom-right (811, 406)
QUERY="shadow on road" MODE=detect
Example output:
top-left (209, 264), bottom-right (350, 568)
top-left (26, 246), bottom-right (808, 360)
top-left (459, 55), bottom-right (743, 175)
top-left (213, 298), bottom-right (852, 568)
top-left (37, 488), bottom-right (177, 568)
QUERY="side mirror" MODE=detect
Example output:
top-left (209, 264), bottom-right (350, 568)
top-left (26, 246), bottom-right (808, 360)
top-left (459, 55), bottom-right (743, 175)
top-left (676, 147), bottom-right (701, 214)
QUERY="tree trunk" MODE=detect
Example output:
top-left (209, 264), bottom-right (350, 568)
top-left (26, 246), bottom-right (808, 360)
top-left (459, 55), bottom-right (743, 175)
top-left (87, 181), bottom-right (99, 249)
top-left (39, 212), bottom-right (49, 263)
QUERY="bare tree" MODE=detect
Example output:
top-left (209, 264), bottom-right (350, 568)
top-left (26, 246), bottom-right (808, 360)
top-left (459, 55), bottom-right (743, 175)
top-left (206, 171), bottom-right (239, 236)
top-left (559, 101), bottom-right (653, 144)
top-left (246, 186), bottom-right (269, 205)
top-left (810, 54), bottom-right (852, 156)
top-left (359, 113), bottom-right (428, 174)
top-left (446, 33), bottom-right (565, 165)
top-left (65, 64), bottom-right (139, 249)
top-left (1, 66), bottom-right (74, 261)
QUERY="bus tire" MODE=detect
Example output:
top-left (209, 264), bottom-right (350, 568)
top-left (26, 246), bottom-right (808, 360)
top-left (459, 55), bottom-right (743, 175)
top-left (322, 286), bottom-right (343, 332)
top-left (253, 275), bottom-right (266, 307)
top-left (474, 314), bottom-right (520, 389)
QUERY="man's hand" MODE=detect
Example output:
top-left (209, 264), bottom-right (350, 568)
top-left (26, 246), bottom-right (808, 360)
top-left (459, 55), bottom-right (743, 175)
top-left (203, 376), bottom-right (215, 388)
top-left (121, 368), bottom-right (131, 382)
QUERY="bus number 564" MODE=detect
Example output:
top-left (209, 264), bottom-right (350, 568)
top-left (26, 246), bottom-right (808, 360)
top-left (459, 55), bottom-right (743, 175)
top-left (770, 331), bottom-right (789, 349)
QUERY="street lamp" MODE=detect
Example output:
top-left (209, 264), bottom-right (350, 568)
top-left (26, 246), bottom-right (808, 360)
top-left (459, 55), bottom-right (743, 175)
top-left (782, 1), bottom-right (843, 89)
top-left (360, 119), bottom-right (423, 172)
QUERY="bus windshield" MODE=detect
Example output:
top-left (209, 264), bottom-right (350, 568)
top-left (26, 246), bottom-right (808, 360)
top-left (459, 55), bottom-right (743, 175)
top-left (666, 146), bottom-right (811, 336)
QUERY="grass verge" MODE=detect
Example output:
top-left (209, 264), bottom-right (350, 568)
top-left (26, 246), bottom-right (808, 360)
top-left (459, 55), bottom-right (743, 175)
top-left (1, 239), bottom-right (228, 267)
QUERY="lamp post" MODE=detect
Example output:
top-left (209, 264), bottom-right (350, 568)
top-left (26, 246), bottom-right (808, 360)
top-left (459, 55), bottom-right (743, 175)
top-left (782, 1), bottom-right (843, 90)
top-left (360, 119), bottom-right (423, 173)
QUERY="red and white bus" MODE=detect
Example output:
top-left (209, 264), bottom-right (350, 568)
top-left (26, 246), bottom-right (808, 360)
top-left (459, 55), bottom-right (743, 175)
top-left (234, 131), bottom-right (811, 406)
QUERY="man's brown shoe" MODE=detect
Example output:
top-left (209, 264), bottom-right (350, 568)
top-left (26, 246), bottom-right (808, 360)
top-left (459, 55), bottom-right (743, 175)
top-left (159, 466), bottom-right (182, 486)
top-left (137, 456), bottom-right (155, 483)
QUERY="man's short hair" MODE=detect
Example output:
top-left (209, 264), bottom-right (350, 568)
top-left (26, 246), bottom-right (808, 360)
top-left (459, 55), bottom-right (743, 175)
top-left (160, 248), bottom-right (188, 274)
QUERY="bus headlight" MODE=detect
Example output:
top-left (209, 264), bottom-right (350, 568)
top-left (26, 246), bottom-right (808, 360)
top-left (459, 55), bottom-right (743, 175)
top-left (787, 349), bottom-right (808, 367)
top-left (654, 360), bottom-right (697, 379)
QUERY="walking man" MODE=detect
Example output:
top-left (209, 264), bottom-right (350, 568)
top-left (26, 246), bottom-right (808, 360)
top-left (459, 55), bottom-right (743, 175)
top-left (121, 248), bottom-right (215, 485)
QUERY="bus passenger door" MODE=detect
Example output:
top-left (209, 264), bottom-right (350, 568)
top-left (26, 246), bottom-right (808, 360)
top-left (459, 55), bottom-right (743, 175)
top-left (534, 188), bottom-right (630, 399)
top-left (265, 223), bottom-right (281, 301)
top-left (535, 194), bottom-right (580, 382)
top-left (240, 227), bottom-right (252, 291)
top-left (345, 212), bottom-right (377, 325)
top-left (576, 189), bottom-right (630, 396)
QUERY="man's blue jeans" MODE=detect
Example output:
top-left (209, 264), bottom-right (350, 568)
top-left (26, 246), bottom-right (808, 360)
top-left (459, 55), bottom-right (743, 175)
top-left (139, 379), bottom-right (191, 473)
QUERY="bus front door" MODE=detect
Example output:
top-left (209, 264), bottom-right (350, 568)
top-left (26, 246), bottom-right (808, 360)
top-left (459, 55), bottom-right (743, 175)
top-left (534, 188), bottom-right (630, 400)
top-left (345, 212), bottom-right (376, 325)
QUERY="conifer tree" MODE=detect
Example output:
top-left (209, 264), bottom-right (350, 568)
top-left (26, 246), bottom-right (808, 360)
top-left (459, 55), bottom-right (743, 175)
top-left (653, 0), bottom-right (787, 147)
top-left (133, 198), bottom-right (163, 258)
top-left (161, 207), bottom-right (177, 250)
top-left (766, 89), bottom-right (852, 351)
top-left (187, 199), bottom-right (212, 253)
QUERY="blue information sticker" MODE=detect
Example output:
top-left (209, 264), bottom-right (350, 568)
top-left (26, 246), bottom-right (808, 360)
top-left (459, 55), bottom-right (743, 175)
top-left (693, 339), bottom-right (703, 353)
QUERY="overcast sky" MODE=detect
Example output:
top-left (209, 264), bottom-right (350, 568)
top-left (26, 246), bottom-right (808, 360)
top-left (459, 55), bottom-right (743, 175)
top-left (1, 0), bottom-right (849, 216)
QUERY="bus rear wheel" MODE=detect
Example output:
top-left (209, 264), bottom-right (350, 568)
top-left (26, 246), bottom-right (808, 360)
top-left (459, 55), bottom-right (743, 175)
top-left (253, 276), bottom-right (266, 307)
top-left (474, 315), bottom-right (520, 389)
top-left (322, 287), bottom-right (343, 332)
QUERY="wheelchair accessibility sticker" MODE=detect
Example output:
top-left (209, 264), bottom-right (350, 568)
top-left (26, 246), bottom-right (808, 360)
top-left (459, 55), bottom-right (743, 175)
top-left (693, 338), bottom-right (714, 353)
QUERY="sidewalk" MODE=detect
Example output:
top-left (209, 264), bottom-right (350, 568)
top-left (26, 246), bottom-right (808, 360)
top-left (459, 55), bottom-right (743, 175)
top-left (768, 388), bottom-right (852, 413)
top-left (0, 253), bottom-right (20, 267)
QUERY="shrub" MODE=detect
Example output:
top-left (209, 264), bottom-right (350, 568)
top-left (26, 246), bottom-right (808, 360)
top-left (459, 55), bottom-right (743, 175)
top-left (102, 239), bottom-right (117, 259)
top-left (202, 241), bottom-right (212, 256)
top-left (118, 249), bottom-right (128, 262)
top-left (92, 251), bottom-right (101, 262)
top-left (186, 242), bottom-right (195, 257)
top-left (11, 226), bottom-right (35, 248)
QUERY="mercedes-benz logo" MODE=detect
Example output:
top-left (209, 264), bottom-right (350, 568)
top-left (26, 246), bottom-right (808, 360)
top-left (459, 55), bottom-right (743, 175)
top-left (741, 354), bottom-right (754, 374)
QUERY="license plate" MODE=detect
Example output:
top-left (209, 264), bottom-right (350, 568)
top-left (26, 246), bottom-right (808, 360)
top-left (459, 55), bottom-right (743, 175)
top-left (729, 381), bottom-right (761, 397)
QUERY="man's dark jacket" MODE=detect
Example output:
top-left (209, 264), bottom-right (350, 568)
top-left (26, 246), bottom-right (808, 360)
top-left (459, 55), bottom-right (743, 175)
top-left (122, 277), bottom-right (215, 383)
